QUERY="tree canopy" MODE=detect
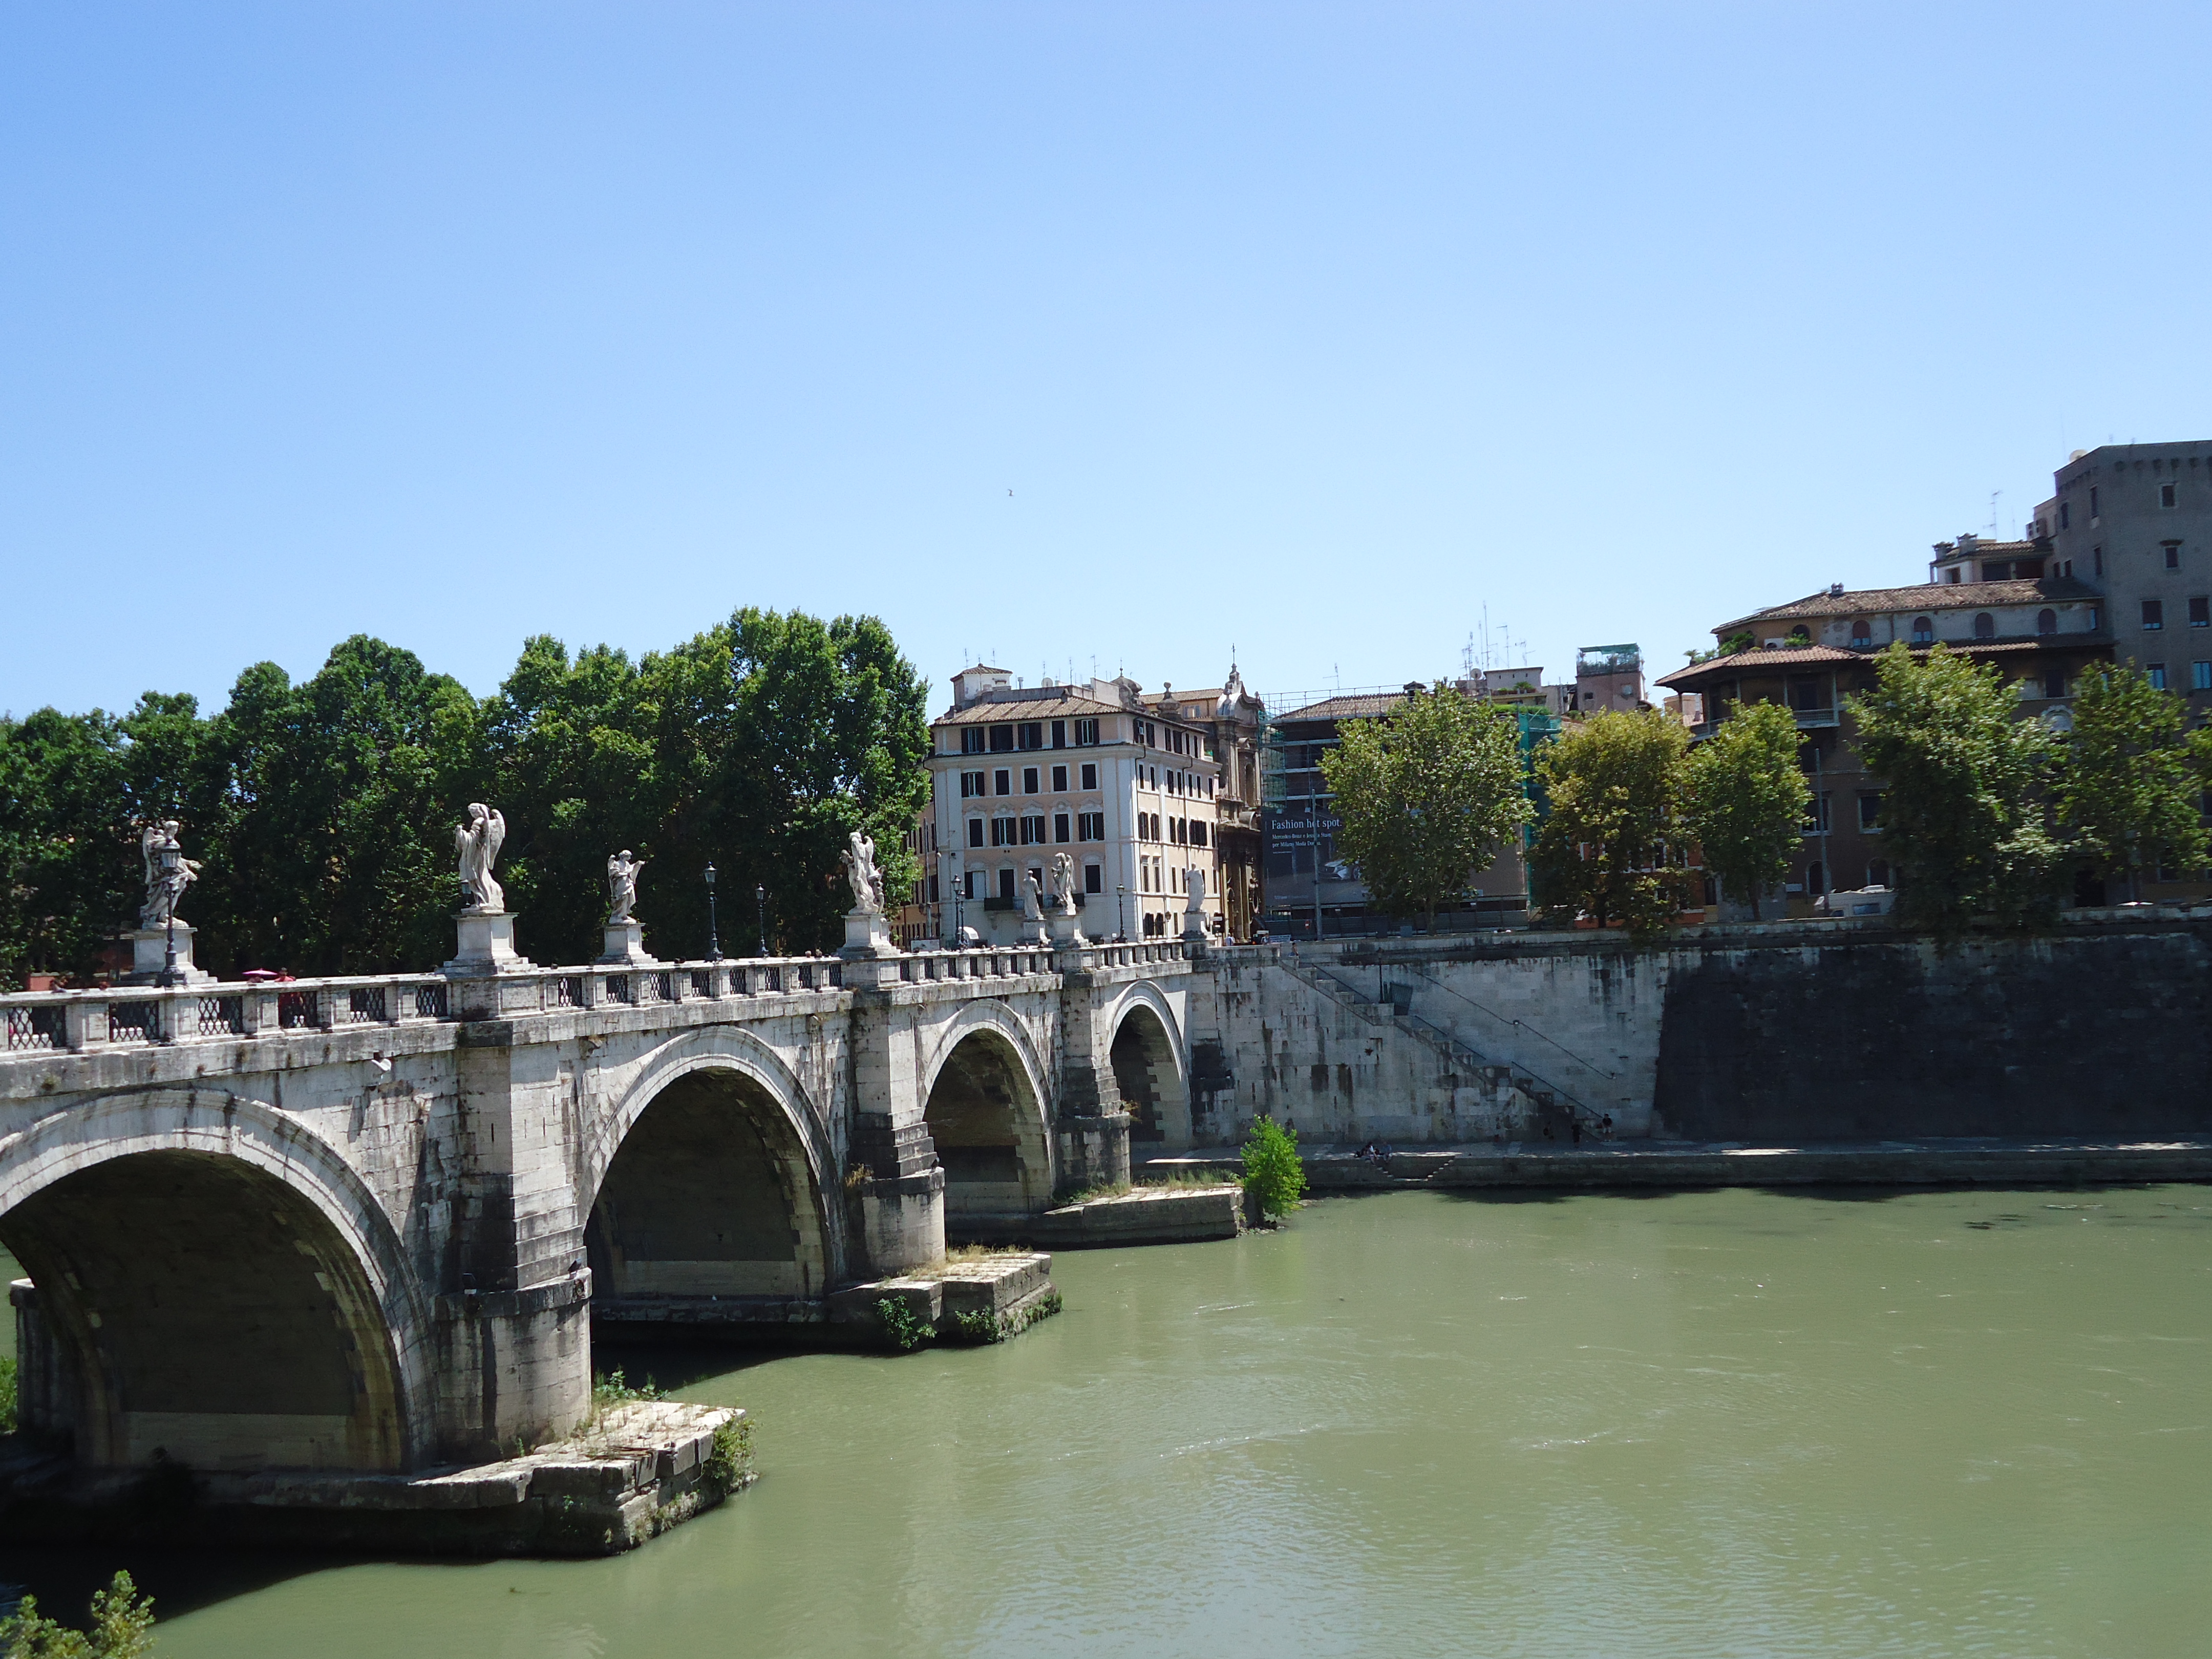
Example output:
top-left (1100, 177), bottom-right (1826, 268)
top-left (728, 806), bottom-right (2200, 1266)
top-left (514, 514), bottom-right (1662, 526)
top-left (1843, 643), bottom-right (2063, 931)
top-left (1317, 684), bottom-right (1532, 924)
top-left (0, 608), bottom-right (930, 986)
top-left (2055, 663), bottom-right (2211, 902)
top-left (1527, 709), bottom-right (1690, 935)
top-left (1680, 699), bottom-right (1809, 920)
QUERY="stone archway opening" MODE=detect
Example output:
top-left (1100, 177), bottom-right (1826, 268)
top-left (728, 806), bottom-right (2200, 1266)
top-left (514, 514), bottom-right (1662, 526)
top-left (586, 1068), bottom-right (830, 1310)
top-left (0, 1150), bottom-right (407, 1473)
top-left (1111, 1003), bottom-right (1190, 1151)
top-left (924, 1031), bottom-right (1051, 1227)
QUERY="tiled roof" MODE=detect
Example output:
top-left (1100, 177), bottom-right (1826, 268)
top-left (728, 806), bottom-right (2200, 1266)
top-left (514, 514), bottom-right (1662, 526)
top-left (1274, 692), bottom-right (1409, 724)
top-left (933, 689), bottom-right (1126, 726)
top-left (1658, 636), bottom-right (2103, 690)
top-left (1716, 576), bottom-right (2099, 633)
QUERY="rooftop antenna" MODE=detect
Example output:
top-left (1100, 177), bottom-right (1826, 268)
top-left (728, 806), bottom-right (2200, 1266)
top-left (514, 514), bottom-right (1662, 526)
top-left (1988, 491), bottom-right (2001, 538)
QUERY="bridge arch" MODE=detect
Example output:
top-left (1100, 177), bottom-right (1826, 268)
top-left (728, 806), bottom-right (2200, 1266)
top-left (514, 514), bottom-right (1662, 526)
top-left (919, 999), bottom-right (1054, 1227)
top-left (0, 1088), bottom-right (432, 1473)
top-left (1107, 981), bottom-right (1191, 1150)
top-left (586, 1029), bottom-right (841, 1308)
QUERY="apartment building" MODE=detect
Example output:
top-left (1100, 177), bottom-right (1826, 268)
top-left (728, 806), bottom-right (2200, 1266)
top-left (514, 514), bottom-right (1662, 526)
top-left (927, 666), bottom-right (1227, 946)
top-left (2030, 442), bottom-right (2212, 717)
top-left (1657, 573), bottom-right (2113, 909)
top-left (1141, 668), bottom-right (1267, 942)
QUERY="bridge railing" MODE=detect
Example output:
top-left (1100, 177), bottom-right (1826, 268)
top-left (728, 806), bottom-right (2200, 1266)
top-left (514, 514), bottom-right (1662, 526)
top-left (0, 952), bottom-right (862, 1054)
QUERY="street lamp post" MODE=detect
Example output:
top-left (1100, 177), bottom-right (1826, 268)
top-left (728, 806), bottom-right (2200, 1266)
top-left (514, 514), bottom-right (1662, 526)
top-left (1116, 884), bottom-right (1127, 943)
top-left (944, 854), bottom-right (963, 944)
top-left (704, 863), bottom-right (723, 960)
top-left (755, 883), bottom-right (769, 958)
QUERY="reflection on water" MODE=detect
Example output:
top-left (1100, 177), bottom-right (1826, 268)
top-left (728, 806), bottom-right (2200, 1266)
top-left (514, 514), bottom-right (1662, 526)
top-left (4, 1187), bottom-right (2208, 1657)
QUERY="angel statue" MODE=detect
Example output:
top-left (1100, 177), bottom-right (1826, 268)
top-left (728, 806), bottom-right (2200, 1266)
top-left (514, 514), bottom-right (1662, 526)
top-left (137, 821), bottom-right (202, 930)
top-left (606, 849), bottom-right (647, 924)
top-left (1048, 852), bottom-right (1079, 916)
top-left (840, 828), bottom-right (883, 914)
top-left (455, 803), bottom-right (507, 914)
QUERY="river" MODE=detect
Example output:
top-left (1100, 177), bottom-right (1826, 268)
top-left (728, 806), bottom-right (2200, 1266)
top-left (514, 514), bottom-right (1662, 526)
top-left (4, 1185), bottom-right (2208, 1657)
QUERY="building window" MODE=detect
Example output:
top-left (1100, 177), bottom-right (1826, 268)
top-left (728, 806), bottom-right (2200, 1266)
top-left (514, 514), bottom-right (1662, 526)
top-left (2060, 501), bottom-right (2071, 529)
top-left (961, 728), bottom-right (986, 754)
top-left (2043, 669), bottom-right (2066, 699)
top-left (1052, 764), bottom-right (1068, 792)
top-left (2061, 559), bottom-right (2073, 577)
top-left (1858, 793), bottom-right (1882, 831)
top-left (1083, 861), bottom-right (1102, 894)
top-left (2143, 599), bottom-right (2165, 630)
top-left (1868, 858), bottom-right (1890, 888)
top-left (2093, 545), bottom-right (2104, 576)
top-left (1972, 612), bottom-right (1995, 640)
top-left (967, 818), bottom-right (984, 848)
top-left (990, 816), bottom-right (1015, 846)
top-left (1020, 814), bottom-right (1047, 844)
top-left (1190, 821), bottom-right (1208, 848)
top-left (2194, 662), bottom-right (2212, 692)
top-left (2148, 664), bottom-right (2167, 690)
top-left (959, 770), bottom-right (985, 798)
top-left (2037, 608), bottom-right (2057, 635)
top-left (1023, 767), bottom-right (1039, 794)
top-left (1080, 762), bottom-right (1098, 791)
top-left (1074, 718), bottom-right (1099, 746)
top-left (1806, 860), bottom-right (1826, 896)
top-left (1054, 813), bottom-right (1071, 843)
top-left (1019, 722), bottom-right (1044, 750)
top-left (1911, 616), bottom-right (1934, 644)
top-left (998, 867), bottom-right (1016, 901)
top-left (1802, 794), bottom-right (1830, 834)
top-left (1051, 720), bottom-right (1066, 748)
top-left (2166, 543), bottom-right (2183, 569)
top-left (994, 769), bottom-right (1011, 795)
top-left (1077, 811), bottom-right (1104, 840)
top-left (989, 724), bottom-right (1014, 752)
top-left (2191, 597), bottom-right (2209, 627)
top-left (1850, 619), bottom-right (1873, 646)
top-left (2162, 483), bottom-right (2178, 508)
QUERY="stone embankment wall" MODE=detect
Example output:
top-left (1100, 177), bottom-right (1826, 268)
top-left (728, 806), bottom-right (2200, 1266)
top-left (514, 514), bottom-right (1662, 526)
top-left (1193, 918), bottom-right (2212, 1146)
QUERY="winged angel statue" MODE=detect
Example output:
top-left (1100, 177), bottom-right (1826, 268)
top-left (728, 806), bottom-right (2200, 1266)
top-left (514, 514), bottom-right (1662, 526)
top-left (138, 821), bottom-right (201, 930)
top-left (840, 828), bottom-right (883, 914)
top-left (455, 803), bottom-right (507, 913)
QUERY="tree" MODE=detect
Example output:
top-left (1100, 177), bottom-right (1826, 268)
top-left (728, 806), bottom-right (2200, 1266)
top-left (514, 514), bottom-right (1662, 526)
top-left (1241, 1114), bottom-right (1306, 1219)
top-left (0, 1569), bottom-right (156, 1658)
top-left (1527, 709), bottom-right (1691, 935)
top-left (2055, 663), bottom-right (2210, 901)
top-left (1845, 643), bottom-right (2062, 931)
top-left (1681, 699), bottom-right (1809, 920)
top-left (1318, 683), bottom-right (1532, 926)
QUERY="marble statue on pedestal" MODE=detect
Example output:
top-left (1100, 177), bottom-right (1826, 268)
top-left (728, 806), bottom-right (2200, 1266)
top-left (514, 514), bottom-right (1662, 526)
top-left (841, 829), bottom-right (883, 914)
top-left (138, 821), bottom-right (201, 930)
top-left (455, 804), bottom-right (507, 913)
top-left (1020, 870), bottom-right (1045, 922)
top-left (606, 850), bottom-right (647, 924)
top-left (1048, 853), bottom-right (1078, 916)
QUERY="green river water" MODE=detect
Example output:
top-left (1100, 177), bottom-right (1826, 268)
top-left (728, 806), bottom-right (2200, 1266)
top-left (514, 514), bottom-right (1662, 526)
top-left (4, 1185), bottom-right (2209, 1657)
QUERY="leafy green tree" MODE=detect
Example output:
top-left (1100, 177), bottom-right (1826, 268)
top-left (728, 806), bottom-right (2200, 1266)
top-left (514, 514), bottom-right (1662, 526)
top-left (198, 637), bottom-right (487, 977)
top-left (1681, 699), bottom-right (1809, 920)
top-left (0, 1569), bottom-right (156, 1657)
top-left (1845, 643), bottom-right (2062, 931)
top-left (1317, 684), bottom-right (1532, 926)
top-left (1528, 709), bottom-right (1691, 935)
top-left (1241, 1114), bottom-right (1306, 1219)
top-left (2055, 663), bottom-right (2210, 901)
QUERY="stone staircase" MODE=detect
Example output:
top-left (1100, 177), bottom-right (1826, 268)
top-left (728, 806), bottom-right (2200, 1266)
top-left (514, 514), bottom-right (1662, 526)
top-left (1275, 954), bottom-right (1596, 1132)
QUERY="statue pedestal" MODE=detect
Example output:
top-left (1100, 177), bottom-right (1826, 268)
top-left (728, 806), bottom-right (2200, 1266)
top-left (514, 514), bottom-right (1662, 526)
top-left (597, 920), bottom-right (662, 967)
top-left (840, 907), bottom-right (895, 959)
top-left (1017, 917), bottom-right (1050, 946)
top-left (1048, 908), bottom-right (1086, 947)
top-left (119, 926), bottom-right (216, 987)
top-left (1181, 906), bottom-right (1209, 943)
top-left (443, 910), bottom-right (533, 977)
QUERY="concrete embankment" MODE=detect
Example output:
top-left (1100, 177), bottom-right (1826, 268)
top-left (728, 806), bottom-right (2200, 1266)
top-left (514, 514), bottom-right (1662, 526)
top-left (955, 1185), bottom-right (1251, 1247)
top-left (1145, 1138), bottom-right (2212, 1192)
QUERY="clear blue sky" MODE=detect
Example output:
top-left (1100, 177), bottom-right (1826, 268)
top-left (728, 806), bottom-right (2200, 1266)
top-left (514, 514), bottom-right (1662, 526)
top-left (5, 3), bottom-right (2209, 721)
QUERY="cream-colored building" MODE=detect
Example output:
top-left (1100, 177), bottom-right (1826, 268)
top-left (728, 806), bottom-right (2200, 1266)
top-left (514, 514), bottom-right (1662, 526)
top-left (929, 666), bottom-right (1227, 946)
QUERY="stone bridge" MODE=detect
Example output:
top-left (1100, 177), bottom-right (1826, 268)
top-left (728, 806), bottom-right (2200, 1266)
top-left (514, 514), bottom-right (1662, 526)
top-left (0, 939), bottom-right (1201, 1477)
